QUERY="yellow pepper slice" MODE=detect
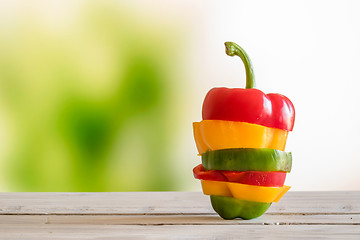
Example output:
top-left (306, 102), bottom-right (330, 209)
top-left (201, 180), bottom-right (290, 203)
top-left (193, 120), bottom-right (288, 155)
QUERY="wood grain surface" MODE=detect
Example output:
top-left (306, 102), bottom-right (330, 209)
top-left (0, 192), bottom-right (359, 239)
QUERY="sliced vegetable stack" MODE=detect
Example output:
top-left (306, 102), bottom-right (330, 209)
top-left (192, 42), bottom-right (295, 220)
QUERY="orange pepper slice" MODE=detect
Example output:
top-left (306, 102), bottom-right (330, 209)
top-left (193, 120), bottom-right (288, 155)
top-left (201, 180), bottom-right (290, 203)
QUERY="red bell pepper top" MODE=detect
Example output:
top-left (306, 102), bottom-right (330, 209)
top-left (202, 88), bottom-right (295, 131)
top-left (201, 42), bottom-right (295, 131)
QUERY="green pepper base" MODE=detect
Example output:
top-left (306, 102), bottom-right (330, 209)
top-left (210, 195), bottom-right (272, 220)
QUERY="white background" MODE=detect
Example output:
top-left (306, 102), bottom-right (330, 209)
top-left (168, 0), bottom-right (360, 191)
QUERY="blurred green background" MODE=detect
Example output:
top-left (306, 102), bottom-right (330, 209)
top-left (2, 0), bottom-right (360, 192)
top-left (0, 1), bottom-right (194, 191)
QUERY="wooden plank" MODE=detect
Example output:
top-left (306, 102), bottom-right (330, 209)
top-left (0, 214), bottom-right (359, 225)
top-left (0, 192), bottom-right (211, 215)
top-left (268, 191), bottom-right (360, 214)
top-left (0, 224), bottom-right (359, 239)
top-left (0, 191), bottom-right (359, 215)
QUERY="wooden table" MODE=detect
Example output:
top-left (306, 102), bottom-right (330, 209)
top-left (0, 192), bottom-right (359, 239)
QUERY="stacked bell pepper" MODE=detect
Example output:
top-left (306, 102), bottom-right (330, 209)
top-left (192, 42), bottom-right (295, 220)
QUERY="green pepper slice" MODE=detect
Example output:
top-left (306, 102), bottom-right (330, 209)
top-left (210, 195), bottom-right (271, 220)
top-left (202, 148), bottom-right (292, 172)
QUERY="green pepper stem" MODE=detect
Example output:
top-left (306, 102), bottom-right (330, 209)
top-left (224, 42), bottom-right (255, 89)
